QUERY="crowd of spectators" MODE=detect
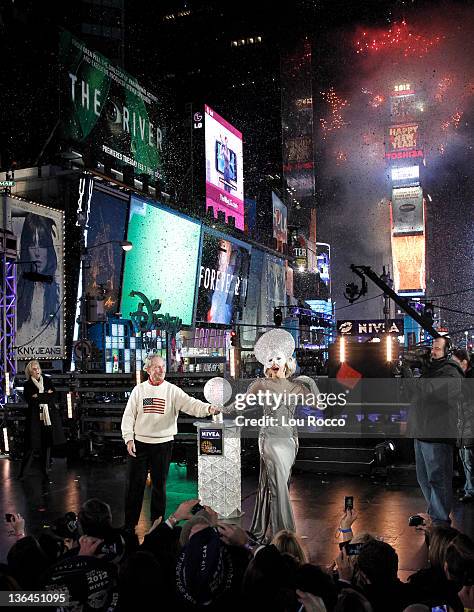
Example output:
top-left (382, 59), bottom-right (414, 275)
top-left (1, 498), bottom-right (474, 611)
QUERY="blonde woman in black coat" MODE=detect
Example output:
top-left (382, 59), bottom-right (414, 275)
top-left (19, 360), bottom-right (66, 479)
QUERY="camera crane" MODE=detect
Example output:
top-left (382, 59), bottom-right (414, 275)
top-left (347, 265), bottom-right (440, 339)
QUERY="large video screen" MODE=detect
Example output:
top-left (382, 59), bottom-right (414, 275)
top-left (59, 30), bottom-right (165, 186)
top-left (391, 234), bottom-right (426, 296)
top-left (316, 242), bottom-right (331, 287)
top-left (204, 105), bottom-right (244, 230)
top-left (5, 197), bottom-right (65, 359)
top-left (121, 197), bottom-right (201, 326)
top-left (391, 186), bottom-right (424, 235)
top-left (196, 229), bottom-right (251, 325)
top-left (86, 188), bottom-right (129, 312)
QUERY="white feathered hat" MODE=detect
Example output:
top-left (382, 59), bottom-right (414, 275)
top-left (254, 329), bottom-right (295, 366)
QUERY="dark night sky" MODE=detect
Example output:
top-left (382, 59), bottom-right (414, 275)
top-left (1, 0), bottom-right (473, 339)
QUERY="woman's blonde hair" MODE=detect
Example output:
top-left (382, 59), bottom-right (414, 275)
top-left (264, 356), bottom-right (296, 379)
top-left (24, 360), bottom-right (41, 379)
top-left (271, 529), bottom-right (308, 564)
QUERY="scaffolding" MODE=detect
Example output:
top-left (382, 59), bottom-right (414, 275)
top-left (0, 229), bottom-right (17, 405)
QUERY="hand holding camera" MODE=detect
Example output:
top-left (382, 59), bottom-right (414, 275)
top-left (5, 513), bottom-right (25, 538)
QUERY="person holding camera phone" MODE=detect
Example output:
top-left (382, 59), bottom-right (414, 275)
top-left (121, 354), bottom-right (220, 532)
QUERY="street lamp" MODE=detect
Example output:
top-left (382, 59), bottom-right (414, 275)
top-left (77, 239), bottom-right (133, 371)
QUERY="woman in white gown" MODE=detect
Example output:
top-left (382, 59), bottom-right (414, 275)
top-left (230, 329), bottom-right (318, 541)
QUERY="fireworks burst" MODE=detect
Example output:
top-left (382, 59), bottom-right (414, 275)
top-left (355, 21), bottom-right (443, 57)
top-left (320, 88), bottom-right (349, 137)
top-left (370, 94), bottom-right (385, 108)
top-left (435, 76), bottom-right (454, 102)
top-left (441, 110), bottom-right (463, 131)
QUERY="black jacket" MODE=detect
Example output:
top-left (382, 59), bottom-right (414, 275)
top-left (457, 367), bottom-right (474, 447)
top-left (407, 358), bottom-right (464, 442)
top-left (23, 376), bottom-right (66, 450)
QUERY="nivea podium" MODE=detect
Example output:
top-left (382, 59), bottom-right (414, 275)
top-left (194, 420), bottom-right (242, 518)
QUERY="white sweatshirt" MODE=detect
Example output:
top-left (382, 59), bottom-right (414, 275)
top-left (121, 380), bottom-right (211, 444)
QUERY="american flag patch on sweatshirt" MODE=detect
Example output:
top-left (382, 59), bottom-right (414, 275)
top-left (143, 398), bottom-right (166, 414)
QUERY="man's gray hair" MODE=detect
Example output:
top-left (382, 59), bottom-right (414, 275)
top-left (143, 353), bottom-right (165, 371)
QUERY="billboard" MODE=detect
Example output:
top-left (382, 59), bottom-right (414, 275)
top-left (260, 253), bottom-right (286, 326)
top-left (204, 105), bottom-right (244, 230)
top-left (291, 232), bottom-right (308, 270)
top-left (386, 124), bottom-right (420, 153)
top-left (316, 242), bottom-right (331, 288)
top-left (59, 30), bottom-right (165, 186)
top-left (391, 187), bottom-right (424, 235)
top-left (121, 197), bottom-right (201, 326)
top-left (86, 188), bottom-right (129, 312)
top-left (4, 197), bottom-right (65, 359)
top-left (337, 319), bottom-right (404, 336)
top-left (391, 234), bottom-right (426, 295)
top-left (195, 229), bottom-right (251, 325)
top-left (272, 192), bottom-right (288, 245)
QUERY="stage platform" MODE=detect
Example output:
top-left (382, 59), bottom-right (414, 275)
top-left (1, 455), bottom-right (474, 581)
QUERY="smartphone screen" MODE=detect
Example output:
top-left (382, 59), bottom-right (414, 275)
top-left (5, 513), bottom-right (13, 523)
top-left (431, 606), bottom-right (448, 612)
top-left (344, 496), bottom-right (354, 511)
top-left (346, 542), bottom-right (364, 556)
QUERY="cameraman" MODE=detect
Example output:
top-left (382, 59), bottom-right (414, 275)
top-left (406, 336), bottom-right (463, 526)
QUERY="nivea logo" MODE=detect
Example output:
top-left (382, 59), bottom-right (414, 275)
top-left (202, 430), bottom-right (220, 438)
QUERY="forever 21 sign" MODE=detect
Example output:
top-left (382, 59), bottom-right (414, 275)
top-left (337, 319), bottom-right (404, 336)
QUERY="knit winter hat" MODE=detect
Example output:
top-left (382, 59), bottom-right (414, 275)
top-left (176, 526), bottom-right (233, 606)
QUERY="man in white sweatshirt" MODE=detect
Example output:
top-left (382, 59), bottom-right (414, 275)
top-left (121, 353), bottom-right (220, 531)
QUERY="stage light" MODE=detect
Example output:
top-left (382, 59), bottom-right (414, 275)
top-left (386, 335), bottom-right (393, 362)
top-left (339, 337), bottom-right (346, 363)
top-left (120, 240), bottom-right (133, 252)
top-left (3, 428), bottom-right (9, 453)
top-left (375, 440), bottom-right (396, 466)
top-left (4, 372), bottom-right (10, 397)
top-left (67, 393), bottom-right (73, 419)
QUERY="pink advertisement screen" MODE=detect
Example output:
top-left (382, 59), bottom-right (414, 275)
top-left (204, 104), bottom-right (244, 230)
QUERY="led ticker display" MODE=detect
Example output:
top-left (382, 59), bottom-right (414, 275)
top-left (204, 105), bottom-right (244, 230)
top-left (391, 234), bottom-right (426, 295)
top-left (121, 197), bottom-right (201, 326)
